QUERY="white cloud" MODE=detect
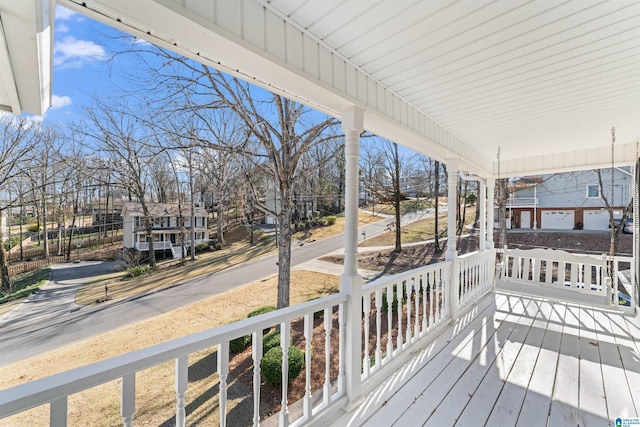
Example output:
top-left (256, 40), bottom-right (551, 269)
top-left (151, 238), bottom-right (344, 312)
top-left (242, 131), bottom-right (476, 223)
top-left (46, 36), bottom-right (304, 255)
top-left (51, 95), bottom-right (72, 109)
top-left (56, 23), bottom-right (70, 34)
top-left (54, 36), bottom-right (107, 69)
top-left (55, 6), bottom-right (77, 21)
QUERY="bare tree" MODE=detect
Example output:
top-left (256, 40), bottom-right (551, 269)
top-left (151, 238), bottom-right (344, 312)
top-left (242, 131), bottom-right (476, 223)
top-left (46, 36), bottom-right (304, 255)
top-left (597, 168), bottom-right (632, 255)
top-left (79, 98), bottom-right (160, 268)
top-left (0, 116), bottom-right (37, 291)
top-left (119, 44), bottom-right (341, 309)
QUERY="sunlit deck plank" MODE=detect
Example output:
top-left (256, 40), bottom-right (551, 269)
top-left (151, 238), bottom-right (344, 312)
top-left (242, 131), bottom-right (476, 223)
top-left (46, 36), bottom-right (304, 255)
top-left (339, 292), bottom-right (506, 426)
top-left (548, 303), bottom-right (581, 425)
top-left (453, 297), bottom-right (541, 426)
top-left (402, 295), bottom-right (533, 426)
top-left (341, 292), bottom-right (639, 427)
top-left (516, 302), bottom-right (566, 426)
top-left (578, 306), bottom-right (609, 425)
top-left (483, 299), bottom-right (552, 427)
top-left (593, 308), bottom-right (637, 421)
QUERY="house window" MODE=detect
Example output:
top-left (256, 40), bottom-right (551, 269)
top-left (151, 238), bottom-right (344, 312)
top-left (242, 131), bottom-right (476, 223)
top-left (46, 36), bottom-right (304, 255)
top-left (587, 185), bottom-right (600, 198)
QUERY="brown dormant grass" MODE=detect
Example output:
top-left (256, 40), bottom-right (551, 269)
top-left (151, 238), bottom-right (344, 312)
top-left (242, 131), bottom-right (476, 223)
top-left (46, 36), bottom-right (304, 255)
top-left (1, 270), bottom-right (340, 426)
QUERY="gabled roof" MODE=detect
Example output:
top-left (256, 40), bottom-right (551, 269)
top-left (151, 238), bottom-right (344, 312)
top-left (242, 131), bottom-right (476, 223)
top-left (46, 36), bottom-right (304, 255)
top-left (0, 0), bottom-right (52, 115)
top-left (121, 202), bottom-right (208, 218)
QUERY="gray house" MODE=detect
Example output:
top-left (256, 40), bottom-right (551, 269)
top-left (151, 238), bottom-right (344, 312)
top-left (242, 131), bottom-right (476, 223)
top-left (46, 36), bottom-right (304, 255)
top-left (506, 168), bottom-right (633, 230)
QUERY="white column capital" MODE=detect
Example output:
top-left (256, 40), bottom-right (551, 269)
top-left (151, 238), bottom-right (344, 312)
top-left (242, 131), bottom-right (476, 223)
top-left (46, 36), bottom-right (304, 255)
top-left (342, 106), bottom-right (364, 134)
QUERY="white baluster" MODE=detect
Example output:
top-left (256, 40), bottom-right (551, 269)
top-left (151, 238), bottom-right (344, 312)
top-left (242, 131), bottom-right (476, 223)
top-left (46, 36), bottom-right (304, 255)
top-left (338, 304), bottom-right (346, 396)
top-left (218, 342), bottom-right (229, 427)
top-left (252, 331), bottom-right (263, 427)
top-left (121, 373), bottom-right (136, 427)
top-left (50, 396), bottom-right (67, 427)
top-left (175, 357), bottom-right (187, 427)
top-left (323, 307), bottom-right (332, 405)
top-left (363, 296), bottom-right (370, 377)
top-left (397, 282), bottom-right (403, 351)
top-left (386, 284), bottom-right (393, 359)
top-left (421, 274), bottom-right (428, 334)
top-left (413, 277), bottom-right (420, 339)
top-left (375, 289), bottom-right (382, 367)
top-left (429, 272), bottom-right (435, 328)
top-left (303, 314), bottom-right (313, 421)
top-left (405, 279), bottom-right (412, 345)
top-left (279, 322), bottom-right (291, 427)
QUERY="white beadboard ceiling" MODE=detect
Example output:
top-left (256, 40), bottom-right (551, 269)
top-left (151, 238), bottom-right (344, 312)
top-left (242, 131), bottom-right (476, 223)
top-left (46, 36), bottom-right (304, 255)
top-left (267, 0), bottom-right (640, 163)
top-left (42, 0), bottom-right (640, 175)
top-left (0, 0), bottom-right (52, 116)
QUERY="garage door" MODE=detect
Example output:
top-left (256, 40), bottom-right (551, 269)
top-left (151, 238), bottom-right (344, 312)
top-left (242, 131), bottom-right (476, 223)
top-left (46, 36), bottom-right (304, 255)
top-left (583, 210), bottom-right (607, 230)
top-left (541, 210), bottom-right (574, 230)
top-left (583, 210), bottom-right (621, 230)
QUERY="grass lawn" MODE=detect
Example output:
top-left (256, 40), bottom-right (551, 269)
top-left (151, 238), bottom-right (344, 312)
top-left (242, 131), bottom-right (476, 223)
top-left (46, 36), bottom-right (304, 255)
top-left (0, 267), bottom-right (50, 316)
top-left (76, 212), bottom-right (383, 307)
top-left (365, 198), bottom-right (437, 216)
top-left (0, 270), bottom-right (340, 426)
top-left (292, 210), bottom-right (382, 241)
top-left (360, 205), bottom-right (477, 247)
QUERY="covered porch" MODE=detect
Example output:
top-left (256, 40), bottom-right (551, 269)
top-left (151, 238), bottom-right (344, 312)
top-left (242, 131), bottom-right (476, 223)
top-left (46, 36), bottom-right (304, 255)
top-left (0, 0), bottom-right (639, 426)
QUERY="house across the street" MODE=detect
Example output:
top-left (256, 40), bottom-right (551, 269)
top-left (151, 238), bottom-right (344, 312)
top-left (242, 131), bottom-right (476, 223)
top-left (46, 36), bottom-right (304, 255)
top-left (120, 202), bottom-right (209, 258)
top-left (505, 168), bottom-right (633, 230)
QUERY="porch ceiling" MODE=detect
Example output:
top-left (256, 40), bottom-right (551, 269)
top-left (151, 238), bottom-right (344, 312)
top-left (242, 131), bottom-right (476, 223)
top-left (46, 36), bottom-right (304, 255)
top-left (0, 0), bottom-right (52, 116)
top-left (49, 1), bottom-right (640, 175)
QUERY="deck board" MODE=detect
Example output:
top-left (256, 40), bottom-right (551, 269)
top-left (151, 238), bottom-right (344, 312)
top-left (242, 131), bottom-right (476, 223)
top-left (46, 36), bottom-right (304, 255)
top-left (341, 291), bottom-right (640, 427)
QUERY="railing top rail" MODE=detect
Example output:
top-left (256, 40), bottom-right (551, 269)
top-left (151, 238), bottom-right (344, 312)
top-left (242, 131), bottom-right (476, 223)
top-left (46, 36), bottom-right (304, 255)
top-left (362, 261), bottom-right (452, 293)
top-left (0, 293), bottom-right (347, 418)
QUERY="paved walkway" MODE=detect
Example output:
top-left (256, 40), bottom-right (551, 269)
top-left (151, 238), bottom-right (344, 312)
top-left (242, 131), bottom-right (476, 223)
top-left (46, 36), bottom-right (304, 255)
top-left (0, 261), bottom-right (118, 333)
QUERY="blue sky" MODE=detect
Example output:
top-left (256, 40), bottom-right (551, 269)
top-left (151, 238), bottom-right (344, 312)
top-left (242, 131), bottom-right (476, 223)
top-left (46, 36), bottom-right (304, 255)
top-left (43, 6), bottom-right (134, 124)
top-left (44, 5), bottom-right (417, 159)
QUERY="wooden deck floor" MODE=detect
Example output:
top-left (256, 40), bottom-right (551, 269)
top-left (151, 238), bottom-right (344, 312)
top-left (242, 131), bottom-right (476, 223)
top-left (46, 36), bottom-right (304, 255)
top-left (337, 291), bottom-right (640, 426)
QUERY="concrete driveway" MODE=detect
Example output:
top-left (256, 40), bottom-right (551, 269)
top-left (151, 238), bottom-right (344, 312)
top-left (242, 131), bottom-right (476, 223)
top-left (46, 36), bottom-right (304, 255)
top-left (0, 261), bottom-right (118, 334)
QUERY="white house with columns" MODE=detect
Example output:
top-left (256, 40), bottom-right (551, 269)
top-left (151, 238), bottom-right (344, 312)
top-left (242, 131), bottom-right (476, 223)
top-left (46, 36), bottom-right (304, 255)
top-left (121, 202), bottom-right (209, 259)
top-left (1, 1), bottom-right (639, 426)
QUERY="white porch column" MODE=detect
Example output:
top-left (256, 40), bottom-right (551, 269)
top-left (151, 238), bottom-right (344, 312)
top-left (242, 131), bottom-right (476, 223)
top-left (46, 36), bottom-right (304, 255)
top-left (479, 179), bottom-right (486, 251)
top-left (446, 159), bottom-right (459, 320)
top-left (445, 159), bottom-right (459, 261)
top-left (340, 106), bottom-right (364, 406)
top-left (486, 178), bottom-right (495, 249)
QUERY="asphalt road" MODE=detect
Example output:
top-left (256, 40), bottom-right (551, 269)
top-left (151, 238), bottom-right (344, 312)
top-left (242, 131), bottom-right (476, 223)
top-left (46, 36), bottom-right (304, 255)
top-left (0, 209), bottom-right (433, 365)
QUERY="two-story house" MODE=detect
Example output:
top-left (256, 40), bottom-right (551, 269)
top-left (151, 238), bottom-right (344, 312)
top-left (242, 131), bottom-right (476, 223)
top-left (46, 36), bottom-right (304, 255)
top-left (121, 202), bottom-right (209, 258)
top-left (507, 168), bottom-right (633, 230)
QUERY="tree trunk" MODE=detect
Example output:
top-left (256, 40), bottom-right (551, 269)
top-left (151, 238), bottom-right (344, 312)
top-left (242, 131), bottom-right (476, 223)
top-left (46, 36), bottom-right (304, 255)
top-left (217, 207), bottom-right (225, 246)
top-left (0, 228), bottom-right (10, 292)
top-left (146, 219), bottom-right (156, 268)
top-left (42, 201), bottom-right (49, 258)
top-left (277, 190), bottom-right (293, 309)
top-left (393, 142), bottom-right (402, 253)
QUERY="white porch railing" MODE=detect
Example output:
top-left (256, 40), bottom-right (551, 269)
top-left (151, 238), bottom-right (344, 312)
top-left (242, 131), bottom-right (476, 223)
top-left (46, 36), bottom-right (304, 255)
top-left (0, 253), bottom-right (498, 426)
top-left (506, 196), bottom-right (537, 207)
top-left (135, 241), bottom-right (173, 251)
top-left (359, 249), bottom-right (496, 389)
top-left (0, 295), bottom-right (348, 427)
top-left (456, 249), bottom-right (496, 310)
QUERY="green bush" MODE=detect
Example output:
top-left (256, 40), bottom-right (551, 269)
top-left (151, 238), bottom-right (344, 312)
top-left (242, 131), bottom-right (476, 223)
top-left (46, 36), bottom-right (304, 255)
top-left (194, 242), bottom-right (209, 253)
top-left (230, 334), bottom-right (251, 353)
top-left (127, 265), bottom-right (150, 278)
top-left (27, 224), bottom-right (40, 233)
top-left (325, 216), bottom-right (337, 226)
top-left (260, 346), bottom-right (305, 386)
top-left (248, 306), bottom-right (276, 318)
top-left (262, 330), bottom-right (282, 354)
